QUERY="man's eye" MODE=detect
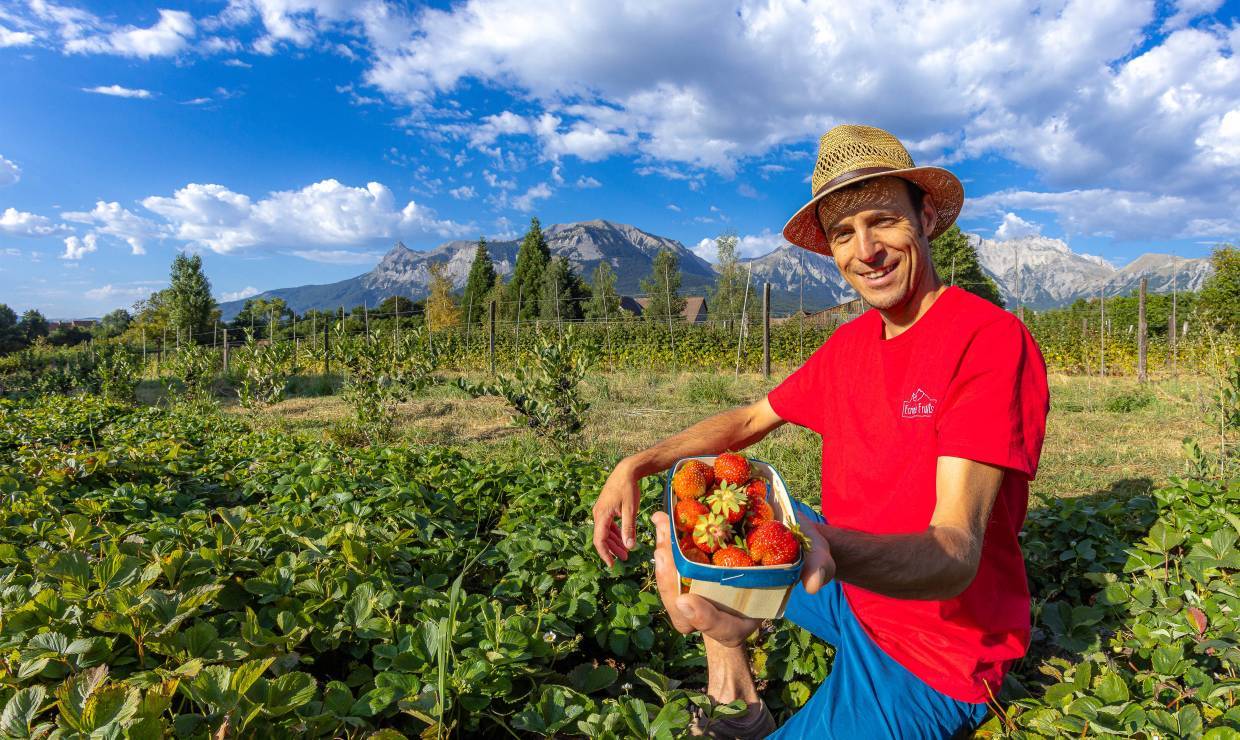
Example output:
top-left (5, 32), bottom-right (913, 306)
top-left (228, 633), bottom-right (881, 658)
top-left (833, 231), bottom-right (852, 243)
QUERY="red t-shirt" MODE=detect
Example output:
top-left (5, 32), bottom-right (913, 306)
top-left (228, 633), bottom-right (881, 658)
top-left (767, 286), bottom-right (1049, 703)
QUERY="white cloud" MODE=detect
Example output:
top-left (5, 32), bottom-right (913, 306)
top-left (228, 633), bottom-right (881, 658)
top-left (0, 155), bottom-right (19, 186)
top-left (468, 110), bottom-right (532, 147)
top-left (575, 176), bottom-right (601, 189)
top-left (61, 233), bottom-right (97, 260)
top-left (183, 97), bottom-right (213, 106)
top-left (511, 182), bottom-right (553, 212)
top-left (0, 208), bottom-right (64, 236)
top-left (85, 282), bottom-right (156, 301)
top-left (288, 249), bottom-right (384, 264)
top-left (83, 85), bottom-right (154, 99)
top-left (482, 170), bottom-right (516, 190)
top-left (737, 183), bottom-right (760, 199)
top-left (219, 285), bottom-right (260, 301)
top-left (994, 212), bottom-right (1042, 241)
top-left (449, 185), bottom-right (476, 199)
top-left (140, 178), bottom-right (472, 254)
top-left (223, 58), bottom-right (252, 67)
top-left (61, 201), bottom-right (164, 255)
top-left (1162, 0), bottom-right (1224, 31)
top-left (533, 113), bottom-right (633, 162)
top-left (0, 24), bottom-right (35, 47)
top-left (667, 203), bottom-right (681, 212)
top-left (692, 229), bottom-right (787, 264)
top-left (65, 9), bottom-right (194, 58)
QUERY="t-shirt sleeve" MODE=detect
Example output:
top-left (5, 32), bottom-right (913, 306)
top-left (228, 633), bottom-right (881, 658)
top-left (767, 337), bottom-right (833, 434)
top-left (935, 318), bottom-right (1049, 480)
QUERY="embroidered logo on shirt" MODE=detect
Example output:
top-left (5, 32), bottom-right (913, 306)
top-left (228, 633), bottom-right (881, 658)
top-left (901, 388), bottom-right (937, 418)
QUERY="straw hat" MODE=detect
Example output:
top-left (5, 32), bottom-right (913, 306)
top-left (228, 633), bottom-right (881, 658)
top-left (782, 124), bottom-right (963, 254)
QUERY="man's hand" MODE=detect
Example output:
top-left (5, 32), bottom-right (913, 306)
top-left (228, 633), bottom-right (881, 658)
top-left (652, 512), bottom-right (762, 646)
top-left (593, 459), bottom-right (641, 567)
top-left (795, 509), bottom-right (836, 595)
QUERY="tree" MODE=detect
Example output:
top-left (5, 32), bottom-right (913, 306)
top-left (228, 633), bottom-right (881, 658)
top-left (708, 233), bottom-right (757, 327)
top-left (540, 256), bottom-right (587, 322)
top-left (377, 295), bottom-right (419, 317)
top-left (930, 225), bottom-right (1005, 307)
top-left (1198, 244), bottom-right (1240, 331)
top-left (585, 261), bottom-right (622, 320)
top-left (167, 253), bottom-right (216, 344)
top-left (95, 308), bottom-right (132, 338)
top-left (507, 217), bottom-right (550, 321)
top-left (19, 309), bottom-right (49, 342)
top-left (425, 262), bottom-right (461, 330)
top-left (0, 304), bottom-right (22, 353)
top-left (640, 249), bottom-right (686, 322)
top-left (230, 296), bottom-right (290, 337)
top-left (461, 237), bottom-right (497, 323)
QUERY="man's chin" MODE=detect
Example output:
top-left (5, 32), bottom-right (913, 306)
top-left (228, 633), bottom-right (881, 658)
top-left (850, 282), bottom-right (907, 311)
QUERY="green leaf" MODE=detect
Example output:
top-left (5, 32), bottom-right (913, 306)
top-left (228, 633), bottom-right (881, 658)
top-left (0, 685), bottom-right (47, 739)
top-left (261, 672), bottom-right (317, 717)
top-left (1095, 672), bottom-right (1129, 705)
top-left (350, 686), bottom-right (397, 717)
top-left (568, 664), bottom-right (618, 695)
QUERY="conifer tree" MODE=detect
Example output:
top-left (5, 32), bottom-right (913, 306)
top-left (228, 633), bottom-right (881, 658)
top-left (461, 237), bottom-right (496, 324)
top-left (507, 217), bottom-right (550, 321)
top-left (168, 252), bottom-right (217, 343)
top-left (540, 256), bottom-right (587, 322)
top-left (930, 225), bottom-right (1004, 307)
top-left (1198, 244), bottom-right (1239, 331)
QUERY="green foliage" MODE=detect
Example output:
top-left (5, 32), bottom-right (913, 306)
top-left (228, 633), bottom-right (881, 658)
top-left (230, 296), bottom-right (289, 337)
top-left (168, 253), bottom-right (217, 344)
top-left (236, 333), bottom-right (293, 410)
top-left (507, 217), bottom-right (550, 321)
top-left (540, 255), bottom-right (587, 323)
top-left (1199, 244), bottom-right (1240, 331)
top-left (336, 328), bottom-right (440, 444)
top-left (457, 329), bottom-right (595, 448)
top-left (19, 309), bottom-right (49, 343)
top-left (168, 342), bottom-right (219, 402)
top-left (0, 304), bottom-right (24, 353)
top-left (95, 308), bottom-right (132, 339)
top-left (708, 233), bottom-right (757, 325)
top-left (640, 250), bottom-right (686, 323)
top-left (1103, 388), bottom-right (1154, 413)
top-left (585, 261), bottom-right (622, 320)
top-left (460, 237), bottom-right (496, 323)
top-left (93, 344), bottom-right (139, 404)
top-left (931, 225), bottom-right (1004, 307)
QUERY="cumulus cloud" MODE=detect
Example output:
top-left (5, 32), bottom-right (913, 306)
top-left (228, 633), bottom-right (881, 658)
top-left (0, 155), bottom-right (19, 187)
top-left (65, 8), bottom-right (194, 58)
top-left (692, 229), bottom-right (787, 264)
top-left (219, 285), bottom-right (260, 301)
top-left (449, 185), bottom-right (476, 199)
top-left (140, 178), bottom-right (472, 254)
top-left (84, 85), bottom-right (154, 99)
top-left (85, 282), bottom-right (157, 301)
top-left (62, 201), bottom-right (165, 255)
top-left (575, 176), bottom-right (601, 189)
top-left (0, 24), bottom-right (36, 47)
top-left (0, 208), bottom-right (65, 236)
top-left (61, 233), bottom-right (98, 260)
top-left (288, 249), bottom-right (385, 264)
top-left (994, 212), bottom-right (1042, 241)
top-left (511, 182), bottom-right (553, 212)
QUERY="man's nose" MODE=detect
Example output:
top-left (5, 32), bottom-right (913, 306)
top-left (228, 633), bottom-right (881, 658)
top-left (854, 227), bottom-right (884, 264)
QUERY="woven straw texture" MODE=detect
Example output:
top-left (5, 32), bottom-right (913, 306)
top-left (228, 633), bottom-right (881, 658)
top-left (782, 124), bottom-right (963, 254)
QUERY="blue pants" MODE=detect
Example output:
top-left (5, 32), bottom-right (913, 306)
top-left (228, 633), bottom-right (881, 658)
top-left (770, 501), bottom-right (989, 739)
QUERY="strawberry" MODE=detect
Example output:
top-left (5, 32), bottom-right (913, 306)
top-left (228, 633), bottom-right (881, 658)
top-left (712, 546), bottom-right (755, 567)
top-left (672, 460), bottom-right (712, 501)
top-left (744, 478), bottom-right (768, 503)
top-left (674, 499), bottom-right (709, 534)
top-left (680, 542), bottom-right (710, 565)
top-left (745, 498), bottom-right (775, 529)
top-left (692, 512), bottom-right (733, 554)
top-left (746, 521), bottom-right (802, 565)
top-left (705, 481), bottom-right (748, 525)
top-left (714, 453), bottom-right (751, 486)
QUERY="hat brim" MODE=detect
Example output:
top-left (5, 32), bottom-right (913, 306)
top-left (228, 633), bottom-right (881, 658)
top-left (781, 167), bottom-right (964, 255)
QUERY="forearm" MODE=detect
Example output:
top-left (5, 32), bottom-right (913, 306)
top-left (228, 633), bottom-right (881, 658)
top-left (823, 523), bottom-right (979, 600)
top-left (624, 403), bottom-right (778, 477)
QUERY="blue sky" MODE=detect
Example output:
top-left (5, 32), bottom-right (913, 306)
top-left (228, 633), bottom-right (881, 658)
top-left (1, 0), bottom-right (1238, 318)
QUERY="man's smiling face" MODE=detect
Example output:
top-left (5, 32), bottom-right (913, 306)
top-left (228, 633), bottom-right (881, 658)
top-left (817, 177), bottom-right (938, 312)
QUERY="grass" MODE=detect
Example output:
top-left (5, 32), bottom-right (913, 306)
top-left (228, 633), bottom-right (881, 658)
top-left (212, 370), bottom-right (1220, 509)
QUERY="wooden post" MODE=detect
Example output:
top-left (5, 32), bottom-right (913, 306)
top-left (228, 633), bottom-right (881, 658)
top-left (141, 327), bottom-right (146, 374)
top-left (1137, 277), bottom-right (1148, 383)
top-left (323, 317), bottom-right (330, 376)
top-left (1099, 289), bottom-right (1106, 378)
top-left (762, 282), bottom-right (771, 379)
top-left (312, 313), bottom-right (317, 351)
top-left (222, 328), bottom-right (229, 371)
top-left (488, 300), bottom-right (496, 376)
top-left (214, 320), bottom-right (218, 348)
top-left (1170, 256), bottom-right (1178, 378)
top-left (363, 301), bottom-right (369, 337)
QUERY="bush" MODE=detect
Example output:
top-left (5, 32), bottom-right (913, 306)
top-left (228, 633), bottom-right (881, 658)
top-left (681, 375), bottom-right (741, 405)
top-left (1103, 389), bottom-right (1154, 413)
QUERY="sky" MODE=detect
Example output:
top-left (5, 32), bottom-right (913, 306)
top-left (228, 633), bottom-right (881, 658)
top-left (1, 0), bottom-right (1238, 318)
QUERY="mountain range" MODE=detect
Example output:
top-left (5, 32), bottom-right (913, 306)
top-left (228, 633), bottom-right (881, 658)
top-left (217, 219), bottom-right (1215, 319)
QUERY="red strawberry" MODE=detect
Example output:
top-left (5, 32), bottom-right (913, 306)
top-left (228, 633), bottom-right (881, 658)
top-left (672, 461), bottom-right (712, 501)
top-left (674, 499), bottom-right (709, 534)
top-left (746, 521), bottom-right (802, 565)
top-left (712, 546), bottom-right (754, 567)
top-left (745, 498), bottom-right (775, 529)
top-left (714, 453), bottom-right (751, 486)
top-left (692, 512), bottom-right (733, 554)
top-left (680, 540), bottom-right (710, 565)
top-left (705, 481), bottom-right (747, 525)
top-left (744, 478), bottom-right (768, 503)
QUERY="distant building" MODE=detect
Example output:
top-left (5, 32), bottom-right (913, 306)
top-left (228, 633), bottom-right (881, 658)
top-left (624, 295), bottom-right (709, 323)
top-left (49, 319), bottom-right (97, 329)
top-left (772, 296), bottom-right (868, 326)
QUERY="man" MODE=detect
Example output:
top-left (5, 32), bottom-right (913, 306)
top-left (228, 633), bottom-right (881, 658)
top-left (592, 124), bottom-right (1049, 738)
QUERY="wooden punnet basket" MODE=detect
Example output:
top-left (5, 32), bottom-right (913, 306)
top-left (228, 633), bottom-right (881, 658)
top-left (666, 456), bottom-right (802, 619)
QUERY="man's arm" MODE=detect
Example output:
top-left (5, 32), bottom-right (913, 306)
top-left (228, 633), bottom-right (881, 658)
top-left (592, 398), bottom-right (785, 566)
top-left (808, 456), bottom-right (1006, 600)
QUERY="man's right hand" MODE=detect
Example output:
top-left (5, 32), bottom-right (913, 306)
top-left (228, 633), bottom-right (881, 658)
top-left (652, 512), bottom-right (762, 646)
top-left (593, 458), bottom-right (642, 567)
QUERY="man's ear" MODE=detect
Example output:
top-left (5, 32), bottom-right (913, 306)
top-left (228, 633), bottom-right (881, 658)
top-left (920, 193), bottom-right (939, 238)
